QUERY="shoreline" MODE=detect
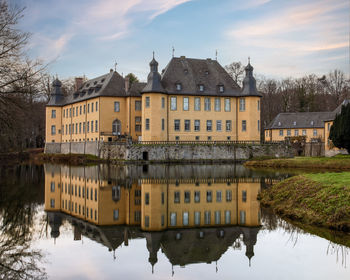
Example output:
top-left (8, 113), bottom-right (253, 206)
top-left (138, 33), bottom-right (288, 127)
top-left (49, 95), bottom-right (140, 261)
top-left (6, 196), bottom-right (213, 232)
top-left (259, 173), bottom-right (350, 232)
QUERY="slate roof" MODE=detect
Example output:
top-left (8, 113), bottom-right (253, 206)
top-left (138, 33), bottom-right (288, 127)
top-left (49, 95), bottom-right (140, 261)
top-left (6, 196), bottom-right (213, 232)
top-left (266, 112), bottom-right (334, 129)
top-left (266, 99), bottom-right (350, 129)
top-left (142, 56), bottom-right (262, 97)
top-left (47, 71), bottom-right (145, 106)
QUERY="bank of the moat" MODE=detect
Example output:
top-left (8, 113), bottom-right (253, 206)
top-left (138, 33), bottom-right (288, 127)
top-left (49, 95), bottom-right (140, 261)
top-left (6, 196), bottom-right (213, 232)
top-left (259, 172), bottom-right (350, 232)
top-left (44, 141), bottom-right (293, 162)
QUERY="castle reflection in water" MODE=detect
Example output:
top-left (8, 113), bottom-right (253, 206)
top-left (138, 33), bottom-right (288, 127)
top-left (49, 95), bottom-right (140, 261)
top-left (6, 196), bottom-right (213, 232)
top-left (45, 164), bottom-right (274, 269)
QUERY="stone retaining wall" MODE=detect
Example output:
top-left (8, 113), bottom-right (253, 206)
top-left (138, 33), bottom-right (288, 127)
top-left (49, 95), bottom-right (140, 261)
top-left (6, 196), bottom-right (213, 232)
top-left (45, 142), bottom-right (293, 161)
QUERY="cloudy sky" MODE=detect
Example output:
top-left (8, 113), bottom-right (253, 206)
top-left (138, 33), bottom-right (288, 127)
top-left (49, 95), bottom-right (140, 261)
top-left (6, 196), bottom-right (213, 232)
top-left (13, 0), bottom-right (350, 81)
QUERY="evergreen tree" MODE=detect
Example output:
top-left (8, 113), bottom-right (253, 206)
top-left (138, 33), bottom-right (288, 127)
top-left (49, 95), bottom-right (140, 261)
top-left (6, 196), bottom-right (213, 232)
top-left (329, 103), bottom-right (350, 153)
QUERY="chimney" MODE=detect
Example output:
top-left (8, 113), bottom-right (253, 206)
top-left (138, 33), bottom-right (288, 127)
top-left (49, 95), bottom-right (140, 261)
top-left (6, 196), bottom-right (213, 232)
top-left (74, 77), bottom-right (83, 92)
top-left (125, 76), bottom-right (130, 93)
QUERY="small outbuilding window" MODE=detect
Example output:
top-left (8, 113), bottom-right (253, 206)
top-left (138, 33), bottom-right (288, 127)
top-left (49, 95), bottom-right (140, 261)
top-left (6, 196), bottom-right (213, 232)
top-left (199, 84), bottom-right (204, 92)
top-left (219, 85), bottom-right (224, 93)
top-left (293, 121), bottom-right (296, 126)
top-left (176, 83), bottom-right (182, 91)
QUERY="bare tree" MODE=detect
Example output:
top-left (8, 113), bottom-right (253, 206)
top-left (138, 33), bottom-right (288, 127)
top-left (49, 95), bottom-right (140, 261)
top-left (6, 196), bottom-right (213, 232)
top-left (225, 61), bottom-right (245, 86)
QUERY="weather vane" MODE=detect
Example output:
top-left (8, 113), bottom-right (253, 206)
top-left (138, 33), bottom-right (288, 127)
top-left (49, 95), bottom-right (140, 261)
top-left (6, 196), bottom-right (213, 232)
top-left (114, 61), bottom-right (117, 71)
top-left (215, 49), bottom-right (218, 61)
top-left (172, 46), bottom-right (175, 58)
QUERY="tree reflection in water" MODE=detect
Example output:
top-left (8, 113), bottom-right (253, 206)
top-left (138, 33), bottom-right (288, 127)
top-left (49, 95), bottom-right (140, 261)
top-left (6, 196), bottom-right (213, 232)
top-left (0, 165), bottom-right (46, 280)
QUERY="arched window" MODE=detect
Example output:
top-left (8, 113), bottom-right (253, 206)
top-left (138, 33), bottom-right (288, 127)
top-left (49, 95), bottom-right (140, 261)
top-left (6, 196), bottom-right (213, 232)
top-left (112, 119), bottom-right (121, 135)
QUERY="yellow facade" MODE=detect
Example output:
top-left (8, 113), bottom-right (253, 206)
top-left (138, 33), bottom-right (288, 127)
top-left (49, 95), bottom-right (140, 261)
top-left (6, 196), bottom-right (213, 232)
top-left (142, 94), bottom-right (261, 141)
top-left (265, 127), bottom-right (325, 142)
top-left (46, 95), bottom-right (142, 143)
top-left (44, 167), bottom-right (261, 230)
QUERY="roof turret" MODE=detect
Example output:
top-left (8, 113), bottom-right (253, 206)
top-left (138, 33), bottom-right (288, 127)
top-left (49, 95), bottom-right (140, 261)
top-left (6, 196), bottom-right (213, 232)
top-left (241, 59), bottom-right (262, 97)
top-left (142, 53), bottom-right (166, 93)
top-left (47, 78), bottom-right (64, 106)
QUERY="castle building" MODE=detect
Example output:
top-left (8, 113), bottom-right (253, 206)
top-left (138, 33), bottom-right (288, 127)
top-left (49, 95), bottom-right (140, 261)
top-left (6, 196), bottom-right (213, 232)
top-left (45, 56), bottom-right (262, 143)
top-left (264, 100), bottom-right (350, 155)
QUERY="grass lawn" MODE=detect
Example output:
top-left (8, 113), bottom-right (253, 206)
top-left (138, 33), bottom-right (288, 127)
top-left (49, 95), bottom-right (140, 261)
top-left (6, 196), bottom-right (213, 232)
top-left (245, 155), bottom-right (350, 170)
top-left (259, 171), bottom-right (350, 231)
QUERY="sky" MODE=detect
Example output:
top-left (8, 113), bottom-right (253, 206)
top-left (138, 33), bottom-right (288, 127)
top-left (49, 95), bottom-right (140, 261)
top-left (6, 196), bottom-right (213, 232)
top-left (13, 0), bottom-right (350, 82)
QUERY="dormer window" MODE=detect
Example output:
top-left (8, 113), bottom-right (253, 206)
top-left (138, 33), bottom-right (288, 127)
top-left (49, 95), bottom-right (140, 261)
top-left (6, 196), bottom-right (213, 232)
top-left (94, 81), bottom-right (97, 85)
top-left (88, 88), bottom-right (94, 94)
top-left (293, 121), bottom-right (296, 126)
top-left (219, 85), bottom-right (224, 93)
top-left (205, 71), bottom-right (209, 75)
top-left (101, 79), bottom-right (105, 83)
top-left (176, 83), bottom-right (182, 91)
top-left (310, 121), bottom-right (314, 125)
top-left (86, 83), bottom-right (90, 87)
top-left (278, 121), bottom-right (281, 126)
top-left (199, 84), bottom-right (204, 92)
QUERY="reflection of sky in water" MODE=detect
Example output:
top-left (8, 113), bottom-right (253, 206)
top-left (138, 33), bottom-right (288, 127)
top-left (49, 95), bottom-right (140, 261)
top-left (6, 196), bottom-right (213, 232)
top-left (35, 224), bottom-right (348, 280)
top-left (2, 164), bottom-right (349, 279)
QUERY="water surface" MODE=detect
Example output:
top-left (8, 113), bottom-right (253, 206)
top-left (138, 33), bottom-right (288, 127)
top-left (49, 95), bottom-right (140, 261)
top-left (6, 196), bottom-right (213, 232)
top-left (0, 164), bottom-right (348, 279)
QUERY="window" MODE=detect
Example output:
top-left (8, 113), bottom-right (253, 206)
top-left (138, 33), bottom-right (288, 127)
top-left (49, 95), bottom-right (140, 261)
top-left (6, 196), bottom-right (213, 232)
top-left (294, 129), bottom-right (299, 136)
top-left (114, 101), bottom-right (120, 112)
top-left (313, 129), bottom-right (317, 136)
top-left (287, 129), bottom-right (291, 136)
top-left (171, 97), bottom-right (177, 110)
top-left (135, 116), bottom-right (141, 123)
top-left (215, 98), bottom-right (221, 111)
top-left (161, 97), bottom-right (165, 108)
top-left (242, 120), bottom-right (247, 132)
top-left (216, 120), bottom-right (222, 131)
top-left (135, 101), bottom-right (141, 111)
top-left (83, 105), bottom-right (86, 114)
top-left (204, 98), bottom-right (211, 111)
top-left (183, 212), bottom-right (189, 226)
top-left (96, 102), bottom-right (98, 111)
top-left (161, 192), bottom-right (165, 204)
top-left (161, 119), bottom-right (165, 131)
top-left (327, 123), bottom-right (330, 131)
top-left (79, 123), bottom-right (82, 134)
top-left (113, 209), bottom-right (119, 220)
top-left (194, 97), bottom-right (201, 111)
top-left (208, 136), bottom-right (212, 141)
top-left (215, 211), bottom-right (221, 224)
top-left (302, 129), bottom-right (307, 136)
top-left (50, 182), bottom-right (55, 192)
top-left (226, 120), bottom-right (232, 131)
top-left (69, 108), bottom-right (72, 117)
top-left (174, 191), bottom-right (180, 203)
top-left (242, 190), bottom-right (247, 202)
top-left (174, 119), bottom-right (180, 131)
top-left (219, 85), bottom-right (224, 93)
top-left (95, 120), bottom-right (98, 132)
top-left (224, 98), bottom-right (231, 111)
top-left (87, 104), bottom-right (90, 113)
top-left (194, 211), bottom-right (201, 225)
top-left (145, 193), bottom-right (149, 205)
top-left (145, 216), bottom-right (149, 227)
top-left (183, 97), bottom-right (189, 111)
top-left (258, 100), bottom-right (260, 111)
top-left (50, 199), bottom-right (55, 208)
top-left (176, 83), bottom-right (182, 91)
top-left (225, 210), bottom-right (231, 224)
top-left (194, 191), bottom-right (200, 203)
top-left (226, 190), bottom-right (232, 201)
top-left (199, 84), bottom-right (204, 92)
top-left (145, 119), bottom-right (150, 130)
top-left (195, 136), bottom-right (200, 140)
top-left (258, 120), bottom-right (260, 131)
top-left (91, 104), bottom-right (94, 112)
top-left (83, 123), bottom-right (85, 133)
top-left (279, 130), bottom-right (283, 136)
top-left (175, 136), bottom-right (180, 140)
top-left (216, 191), bottom-right (222, 202)
top-left (73, 108), bottom-right (75, 117)
top-left (184, 120), bottom-right (190, 131)
top-left (91, 121), bottom-right (93, 132)
top-left (87, 121), bottom-right (89, 132)
top-left (145, 96), bottom-right (150, 108)
top-left (170, 212), bottom-right (177, 226)
top-left (76, 123), bottom-right (78, 134)
top-left (206, 120), bottom-right (212, 131)
top-left (51, 125), bottom-right (56, 135)
top-left (184, 191), bottom-right (190, 203)
top-left (63, 110), bottom-right (65, 118)
top-left (206, 191), bottom-right (212, 202)
top-left (51, 110), bottom-right (56, 118)
top-left (293, 121), bottom-right (296, 126)
top-left (135, 125), bottom-right (141, 132)
top-left (239, 98), bottom-right (245, 111)
top-left (204, 211), bottom-right (211, 224)
top-left (194, 120), bottom-right (200, 131)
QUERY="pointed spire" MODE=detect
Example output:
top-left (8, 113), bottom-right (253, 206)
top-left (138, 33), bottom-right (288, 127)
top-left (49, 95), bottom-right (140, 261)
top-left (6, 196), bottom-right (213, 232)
top-left (143, 53), bottom-right (165, 93)
top-left (241, 57), bottom-right (261, 97)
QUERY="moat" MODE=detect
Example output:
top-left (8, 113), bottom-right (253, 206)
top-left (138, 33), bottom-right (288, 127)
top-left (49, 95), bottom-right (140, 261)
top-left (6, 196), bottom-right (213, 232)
top-left (0, 163), bottom-right (349, 280)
